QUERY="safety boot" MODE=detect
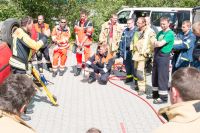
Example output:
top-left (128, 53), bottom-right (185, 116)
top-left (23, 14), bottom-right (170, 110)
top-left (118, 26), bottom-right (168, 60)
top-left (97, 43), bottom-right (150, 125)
top-left (98, 80), bottom-right (107, 85)
top-left (124, 77), bottom-right (133, 84)
top-left (88, 72), bottom-right (96, 83)
top-left (38, 63), bottom-right (43, 73)
top-left (52, 71), bottom-right (58, 77)
top-left (59, 70), bottom-right (65, 76)
top-left (74, 68), bottom-right (82, 76)
top-left (134, 80), bottom-right (139, 91)
top-left (46, 63), bottom-right (52, 72)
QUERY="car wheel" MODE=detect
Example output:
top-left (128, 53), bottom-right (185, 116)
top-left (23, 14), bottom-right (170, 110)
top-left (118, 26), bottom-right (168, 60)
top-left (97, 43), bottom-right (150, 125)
top-left (1, 18), bottom-right (20, 47)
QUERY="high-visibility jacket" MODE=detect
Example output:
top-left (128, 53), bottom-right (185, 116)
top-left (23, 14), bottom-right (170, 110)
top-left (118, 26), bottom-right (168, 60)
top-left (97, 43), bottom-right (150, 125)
top-left (87, 51), bottom-right (114, 71)
top-left (74, 19), bottom-right (94, 45)
top-left (34, 23), bottom-right (49, 33)
top-left (9, 28), bottom-right (48, 70)
top-left (0, 110), bottom-right (36, 133)
top-left (51, 25), bottom-right (71, 48)
top-left (99, 20), bottom-right (123, 52)
top-left (132, 26), bottom-right (156, 61)
top-left (173, 30), bottom-right (196, 68)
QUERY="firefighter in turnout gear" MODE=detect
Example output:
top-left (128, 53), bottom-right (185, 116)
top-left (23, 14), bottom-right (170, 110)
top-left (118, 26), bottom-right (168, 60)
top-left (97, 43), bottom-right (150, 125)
top-left (34, 15), bottom-right (52, 73)
top-left (118, 18), bottom-right (136, 83)
top-left (9, 16), bottom-right (50, 74)
top-left (172, 20), bottom-right (196, 73)
top-left (51, 18), bottom-right (71, 77)
top-left (85, 43), bottom-right (115, 85)
top-left (132, 17), bottom-right (156, 95)
top-left (74, 9), bottom-right (94, 76)
top-left (99, 14), bottom-right (123, 55)
top-left (152, 67), bottom-right (200, 133)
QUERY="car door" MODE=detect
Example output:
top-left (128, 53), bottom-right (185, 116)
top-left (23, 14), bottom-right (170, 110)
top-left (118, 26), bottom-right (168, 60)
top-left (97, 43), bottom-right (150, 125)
top-left (176, 10), bottom-right (191, 33)
top-left (0, 42), bottom-right (12, 84)
top-left (193, 6), bottom-right (200, 23)
top-left (117, 10), bottom-right (133, 29)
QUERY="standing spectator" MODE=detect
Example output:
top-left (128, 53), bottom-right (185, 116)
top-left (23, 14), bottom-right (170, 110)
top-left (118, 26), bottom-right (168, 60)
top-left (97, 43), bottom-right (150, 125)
top-left (172, 20), bottom-right (196, 73)
top-left (51, 17), bottom-right (71, 77)
top-left (74, 9), bottom-right (94, 76)
top-left (132, 17), bottom-right (156, 95)
top-left (0, 74), bottom-right (37, 133)
top-left (150, 17), bottom-right (175, 104)
top-left (99, 13), bottom-right (122, 55)
top-left (144, 16), bottom-right (158, 75)
top-left (85, 43), bottom-right (114, 85)
top-left (152, 67), bottom-right (200, 133)
top-left (191, 22), bottom-right (200, 70)
top-left (118, 18), bottom-right (136, 83)
top-left (34, 15), bottom-right (52, 73)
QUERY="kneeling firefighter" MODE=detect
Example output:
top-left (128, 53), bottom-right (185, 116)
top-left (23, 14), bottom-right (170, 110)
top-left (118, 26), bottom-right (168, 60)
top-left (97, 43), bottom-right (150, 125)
top-left (9, 16), bottom-right (50, 74)
top-left (86, 43), bottom-right (115, 85)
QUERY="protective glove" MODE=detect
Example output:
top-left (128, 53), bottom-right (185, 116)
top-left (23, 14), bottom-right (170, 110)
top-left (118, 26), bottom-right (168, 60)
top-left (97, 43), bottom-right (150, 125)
top-left (103, 67), bottom-right (108, 73)
top-left (86, 60), bottom-right (92, 65)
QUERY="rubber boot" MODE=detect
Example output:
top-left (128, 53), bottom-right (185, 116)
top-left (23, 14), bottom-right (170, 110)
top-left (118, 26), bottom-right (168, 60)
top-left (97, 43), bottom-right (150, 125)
top-left (74, 68), bottom-right (82, 76)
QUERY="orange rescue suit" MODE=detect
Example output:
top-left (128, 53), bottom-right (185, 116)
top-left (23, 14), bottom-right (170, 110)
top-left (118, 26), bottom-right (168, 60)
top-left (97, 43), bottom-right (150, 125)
top-left (51, 25), bottom-right (71, 71)
top-left (74, 19), bottom-right (94, 67)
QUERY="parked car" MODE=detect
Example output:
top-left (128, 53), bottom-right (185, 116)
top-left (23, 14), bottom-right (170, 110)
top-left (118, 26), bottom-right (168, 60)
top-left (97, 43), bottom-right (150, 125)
top-left (0, 18), bottom-right (20, 84)
top-left (117, 7), bottom-right (200, 33)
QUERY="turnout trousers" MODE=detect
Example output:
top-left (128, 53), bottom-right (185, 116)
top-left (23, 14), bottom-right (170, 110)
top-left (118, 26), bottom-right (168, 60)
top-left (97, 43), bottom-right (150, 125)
top-left (152, 48), bottom-right (170, 101)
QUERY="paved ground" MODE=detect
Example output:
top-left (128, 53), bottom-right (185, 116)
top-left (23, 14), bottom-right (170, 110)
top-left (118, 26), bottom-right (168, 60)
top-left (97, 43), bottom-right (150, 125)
top-left (27, 45), bottom-right (170, 133)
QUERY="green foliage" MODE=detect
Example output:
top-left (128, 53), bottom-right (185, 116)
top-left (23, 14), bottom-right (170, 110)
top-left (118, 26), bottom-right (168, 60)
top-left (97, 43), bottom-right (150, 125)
top-left (126, 0), bottom-right (200, 7)
top-left (1, 0), bottom-right (199, 41)
top-left (0, 2), bottom-right (24, 21)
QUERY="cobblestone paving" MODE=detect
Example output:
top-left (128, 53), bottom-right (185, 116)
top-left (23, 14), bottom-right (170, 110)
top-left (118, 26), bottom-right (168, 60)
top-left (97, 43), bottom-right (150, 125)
top-left (27, 45), bottom-right (170, 133)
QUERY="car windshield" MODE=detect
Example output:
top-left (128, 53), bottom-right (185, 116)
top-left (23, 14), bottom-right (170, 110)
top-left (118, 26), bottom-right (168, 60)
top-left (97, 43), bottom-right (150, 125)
top-left (118, 11), bottom-right (131, 24)
top-left (151, 11), bottom-right (177, 27)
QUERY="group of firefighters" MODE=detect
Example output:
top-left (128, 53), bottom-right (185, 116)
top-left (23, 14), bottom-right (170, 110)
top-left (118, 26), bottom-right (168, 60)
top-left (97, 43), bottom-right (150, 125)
top-left (9, 9), bottom-right (200, 105)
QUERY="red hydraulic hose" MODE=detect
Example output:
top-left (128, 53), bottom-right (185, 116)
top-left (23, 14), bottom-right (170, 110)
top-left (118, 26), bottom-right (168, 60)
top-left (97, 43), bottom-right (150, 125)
top-left (83, 63), bottom-right (166, 124)
top-left (108, 75), bottom-right (166, 124)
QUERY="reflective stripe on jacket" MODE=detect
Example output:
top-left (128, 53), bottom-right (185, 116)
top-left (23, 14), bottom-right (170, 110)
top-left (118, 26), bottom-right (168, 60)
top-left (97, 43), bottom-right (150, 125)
top-left (51, 25), bottom-right (71, 48)
top-left (10, 28), bottom-right (46, 70)
top-left (173, 30), bottom-right (196, 67)
top-left (74, 20), bottom-right (94, 45)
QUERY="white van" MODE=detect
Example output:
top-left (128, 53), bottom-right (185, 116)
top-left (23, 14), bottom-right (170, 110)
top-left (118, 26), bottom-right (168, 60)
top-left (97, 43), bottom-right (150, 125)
top-left (117, 7), bottom-right (200, 32)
